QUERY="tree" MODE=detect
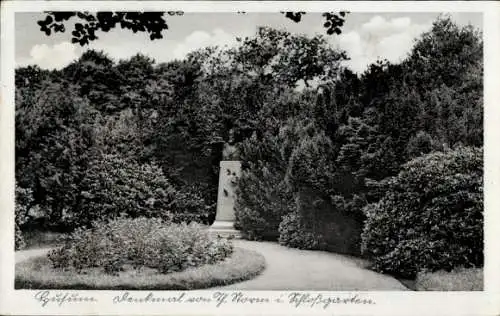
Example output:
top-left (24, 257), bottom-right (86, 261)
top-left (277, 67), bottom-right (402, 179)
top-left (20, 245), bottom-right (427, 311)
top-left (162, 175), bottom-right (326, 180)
top-left (62, 50), bottom-right (122, 113)
top-left (37, 12), bottom-right (173, 45)
top-left (37, 11), bottom-right (349, 46)
top-left (406, 15), bottom-right (482, 93)
top-left (403, 15), bottom-right (483, 147)
top-left (232, 27), bottom-right (347, 89)
top-left (189, 27), bottom-right (347, 145)
top-left (15, 65), bottom-right (49, 88)
top-left (280, 11), bottom-right (348, 35)
top-left (15, 80), bottom-right (99, 230)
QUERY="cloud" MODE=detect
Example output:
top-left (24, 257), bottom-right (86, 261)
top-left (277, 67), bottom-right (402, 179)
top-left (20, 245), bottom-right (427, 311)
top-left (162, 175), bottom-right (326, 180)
top-left (337, 16), bottom-right (432, 73)
top-left (172, 28), bottom-right (239, 60)
top-left (361, 16), bottom-right (413, 37)
top-left (17, 28), bottom-right (241, 69)
top-left (21, 42), bottom-right (78, 70)
top-left (338, 31), bottom-right (363, 57)
top-left (88, 41), bottom-right (142, 62)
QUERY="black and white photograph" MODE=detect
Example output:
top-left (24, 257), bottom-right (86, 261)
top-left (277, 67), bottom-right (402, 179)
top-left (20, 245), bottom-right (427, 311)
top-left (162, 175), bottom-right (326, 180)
top-left (1, 1), bottom-right (499, 315)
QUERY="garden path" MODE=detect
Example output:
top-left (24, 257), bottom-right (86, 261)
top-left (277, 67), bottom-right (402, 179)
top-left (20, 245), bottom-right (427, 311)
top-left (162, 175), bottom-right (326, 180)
top-left (213, 240), bottom-right (408, 290)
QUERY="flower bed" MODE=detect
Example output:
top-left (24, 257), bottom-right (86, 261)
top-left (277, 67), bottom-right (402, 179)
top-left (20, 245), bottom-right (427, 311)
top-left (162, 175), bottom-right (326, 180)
top-left (16, 247), bottom-right (266, 290)
top-left (47, 217), bottom-right (232, 274)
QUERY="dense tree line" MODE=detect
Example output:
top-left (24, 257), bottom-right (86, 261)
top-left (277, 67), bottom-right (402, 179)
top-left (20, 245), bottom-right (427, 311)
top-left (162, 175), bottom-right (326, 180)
top-left (16, 16), bottom-right (483, 276)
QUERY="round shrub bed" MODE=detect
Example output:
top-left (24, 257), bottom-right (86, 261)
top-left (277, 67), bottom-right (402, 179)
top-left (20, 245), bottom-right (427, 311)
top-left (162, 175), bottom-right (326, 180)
top-left (46, 217), bottom-right (233, 275)
top-left (15, 247), bottom-right (266, 290)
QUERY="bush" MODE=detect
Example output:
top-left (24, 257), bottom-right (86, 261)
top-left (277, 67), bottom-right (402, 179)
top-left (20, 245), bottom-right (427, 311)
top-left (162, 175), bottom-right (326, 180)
top-left (15, 185), bottom-right (37, 250)
top-left (405, 130), bottom-right (437, 159)
top-left (235, 163), bottom-right (293, 240)
top-left (278, 130), bottom-right (363, 255)
top-left (167, 186), bottom-right (212, 224)
top-left (285, 132), bottom-right (336, 194)
top-left (48, 217), bottom-right (233, 275)
top-left (278, 210), bottom-right (321, 250)
top-left (279, 189), bottom-right (363, 255)
top-left (235, 132), bottom-right (294, 240)
top-left (15, 224), bottom-right (26, 251)
top-left (74, 154), bottom-right (205, 228)
top-left (17, 247), bottom-right (265, 290)
top-left (361, 146), bottom-right (483, 278)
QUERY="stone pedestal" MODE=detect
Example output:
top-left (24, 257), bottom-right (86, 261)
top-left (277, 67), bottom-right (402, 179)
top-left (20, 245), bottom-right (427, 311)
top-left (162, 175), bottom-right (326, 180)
top-left (210, 160), bottom-right (241, 238)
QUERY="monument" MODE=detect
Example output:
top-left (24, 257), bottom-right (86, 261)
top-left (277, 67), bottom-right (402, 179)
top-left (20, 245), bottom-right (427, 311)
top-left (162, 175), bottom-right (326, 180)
top-left (210, 131), bottom-right (242, 238)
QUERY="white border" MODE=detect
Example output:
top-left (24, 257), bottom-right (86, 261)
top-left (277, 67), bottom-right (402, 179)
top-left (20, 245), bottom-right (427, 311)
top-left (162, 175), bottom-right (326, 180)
top-left (2, 2), bottom-right (500, 316)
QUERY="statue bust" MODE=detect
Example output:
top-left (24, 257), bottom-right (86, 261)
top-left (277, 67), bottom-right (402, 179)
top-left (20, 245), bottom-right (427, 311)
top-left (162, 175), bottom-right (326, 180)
top-left (222, 129), bottom-right (239, 160)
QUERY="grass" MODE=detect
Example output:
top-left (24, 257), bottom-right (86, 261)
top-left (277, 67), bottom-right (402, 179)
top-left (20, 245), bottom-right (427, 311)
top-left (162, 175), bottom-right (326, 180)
top-left (415, 267), bottom-right (483, 291)
top-left (15, 247), bottom-right (266, 290)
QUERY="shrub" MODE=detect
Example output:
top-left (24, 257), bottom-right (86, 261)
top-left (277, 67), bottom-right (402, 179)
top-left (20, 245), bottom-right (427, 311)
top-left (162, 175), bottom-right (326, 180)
top-left (235, 163), bottom-right (293, 240)
top-left (74, 154), bottom-right (205, 228)
top-left (48, 217), bottom-right (233, 275)
top-left (235, 132), bottom-right (294, 240)
top-left (15, 185), bottom-right (37, 250)
top-left (279, 189), bottom-right (363, 255)
top-left (361, 146), bottom-right (483, 278)
top-left (15, 224), bottom-right (26, 251)
top-left (285, 132), bottom-right (336, 194)
top-left (17, 247), bottom-right (265, 290)
top-left (167, 187), bottom-right (211, 224)
top-left (278, 130), bottom-right (364, 255)
top-left (405, 130), bottom-right (436, 159)
top-left (278, 210), bottom-right (322, 250)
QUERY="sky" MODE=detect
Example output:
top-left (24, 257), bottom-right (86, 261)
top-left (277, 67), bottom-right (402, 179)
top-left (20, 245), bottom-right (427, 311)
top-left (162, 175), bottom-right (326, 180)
top-left (15, 12), bottom-right (482, 74)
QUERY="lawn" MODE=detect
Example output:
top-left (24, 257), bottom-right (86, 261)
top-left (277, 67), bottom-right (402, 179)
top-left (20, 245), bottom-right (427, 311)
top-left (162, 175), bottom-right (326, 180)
top-left (16, 247), bottom-right (266, 290)
top-left (415, 268), bottom-right (483, 291)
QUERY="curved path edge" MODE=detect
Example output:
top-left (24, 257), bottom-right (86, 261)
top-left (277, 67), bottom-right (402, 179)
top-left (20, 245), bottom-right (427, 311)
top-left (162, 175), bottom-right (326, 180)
top-left (212, 240), bottom-right (408, 291)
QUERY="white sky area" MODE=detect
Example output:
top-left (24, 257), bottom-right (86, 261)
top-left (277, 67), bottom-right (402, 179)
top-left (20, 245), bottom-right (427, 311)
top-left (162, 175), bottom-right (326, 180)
top-left (15, 12), bottom-right (482, 74)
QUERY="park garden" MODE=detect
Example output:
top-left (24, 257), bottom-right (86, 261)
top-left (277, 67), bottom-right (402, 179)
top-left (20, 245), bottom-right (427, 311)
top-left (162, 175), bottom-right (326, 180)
top-left (15, 14), bottom-right (483, 291)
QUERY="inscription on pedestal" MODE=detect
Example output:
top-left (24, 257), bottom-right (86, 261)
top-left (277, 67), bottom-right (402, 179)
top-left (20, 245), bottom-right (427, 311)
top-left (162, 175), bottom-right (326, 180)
top-left (211, 160), bottom-right (241, 237)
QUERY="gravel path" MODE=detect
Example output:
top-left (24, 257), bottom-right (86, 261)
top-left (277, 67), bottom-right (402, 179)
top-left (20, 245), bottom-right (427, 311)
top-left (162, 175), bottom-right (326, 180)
top-left (213, 240), bottom-right (408, 291)
top-left (15, 241), bottom-right (408, 291)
